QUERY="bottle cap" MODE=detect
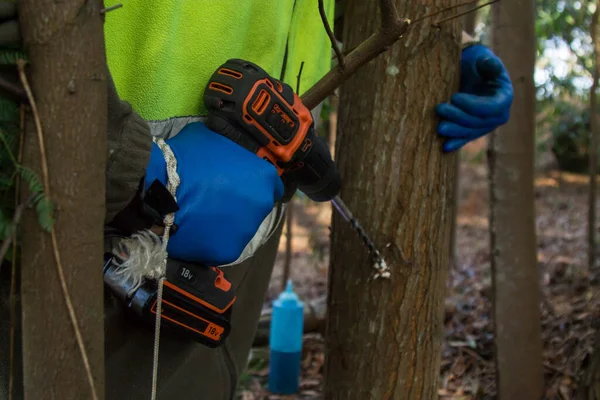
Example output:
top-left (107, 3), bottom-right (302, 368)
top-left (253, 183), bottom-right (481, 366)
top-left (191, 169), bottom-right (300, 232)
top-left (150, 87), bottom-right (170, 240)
top-left (274, 280), bottom-right (303, 309)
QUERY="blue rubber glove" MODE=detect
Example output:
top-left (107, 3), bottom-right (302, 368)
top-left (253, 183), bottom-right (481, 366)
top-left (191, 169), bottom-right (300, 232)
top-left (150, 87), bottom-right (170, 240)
top-left (436, 44), bottom-right (514, 152)
top-left (144, 122), bottom-right (284, 266)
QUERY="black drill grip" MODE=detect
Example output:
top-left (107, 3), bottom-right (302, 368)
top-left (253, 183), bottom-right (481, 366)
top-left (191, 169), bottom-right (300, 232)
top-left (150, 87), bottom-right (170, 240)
top-left (284, 127), bottom-right (341, 202)
top-left (204, 58), bottom-right (342, 202)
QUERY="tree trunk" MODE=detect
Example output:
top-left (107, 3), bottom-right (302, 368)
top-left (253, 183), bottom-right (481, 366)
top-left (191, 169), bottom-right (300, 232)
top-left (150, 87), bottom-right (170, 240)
top-left (488, 0), bottom-right (542, 399)
top-left (282, 201), bottom-right (293, 291)
top-left (448, 5), bottom-right (479, 269)
top-left (590, 2), bottom-right (599, 271)
top-left (324, 0), bottom-right (461, 397)
top-left (17, 1), bottom-right (107, 399)
top-left (464, 5), bottom-right (478, 36)
top-left (577, 329), bottom-right (600, 400)
top-left (577, 6), bottom-right (600, 399)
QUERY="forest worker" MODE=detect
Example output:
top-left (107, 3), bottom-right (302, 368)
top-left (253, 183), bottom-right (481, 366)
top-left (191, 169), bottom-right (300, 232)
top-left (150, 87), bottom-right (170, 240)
top-left (0, 1), bottom-right (513, 399)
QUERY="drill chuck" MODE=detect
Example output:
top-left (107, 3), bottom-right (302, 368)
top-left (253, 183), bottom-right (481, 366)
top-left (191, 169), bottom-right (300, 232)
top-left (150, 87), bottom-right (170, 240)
top-left (283, 126), bottom-right (341, 202)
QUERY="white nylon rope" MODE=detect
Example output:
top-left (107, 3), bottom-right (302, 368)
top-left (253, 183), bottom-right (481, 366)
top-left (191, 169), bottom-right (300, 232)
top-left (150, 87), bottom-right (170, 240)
top-left (149, 137), bottom-right (180, 400)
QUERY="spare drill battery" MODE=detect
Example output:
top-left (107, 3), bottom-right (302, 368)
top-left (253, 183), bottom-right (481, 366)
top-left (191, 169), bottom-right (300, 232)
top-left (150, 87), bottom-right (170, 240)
top-left (103, 254), bottom-right (236, 348)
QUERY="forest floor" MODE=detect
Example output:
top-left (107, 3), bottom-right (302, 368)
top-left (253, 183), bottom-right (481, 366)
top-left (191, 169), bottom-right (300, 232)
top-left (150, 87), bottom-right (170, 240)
top-left (236, 154), bottom-right (600, 400)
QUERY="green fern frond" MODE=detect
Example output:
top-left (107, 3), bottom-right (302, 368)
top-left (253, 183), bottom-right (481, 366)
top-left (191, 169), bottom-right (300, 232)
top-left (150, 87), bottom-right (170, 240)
top-left (0, 46), bottom-right (53, 236)
top-left (19, 166), bottom-right (44, 195)
top-left (35, 196), bottom-right (54, 232)
top-left (18, 167), bottom-right (54, 232)
top-left (0, 49), bottom-right (26, 66)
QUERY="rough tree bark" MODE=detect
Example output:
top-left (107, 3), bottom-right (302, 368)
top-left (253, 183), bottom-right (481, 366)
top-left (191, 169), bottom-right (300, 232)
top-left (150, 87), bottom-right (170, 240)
top-left (590, 2), bottom-right (599, 271)
top-left (488, 0), bottom-right (543, 398)
top-left (17, 1), bottom-right (107, 399)
top-left (324, 0), bottom-right (462, 397)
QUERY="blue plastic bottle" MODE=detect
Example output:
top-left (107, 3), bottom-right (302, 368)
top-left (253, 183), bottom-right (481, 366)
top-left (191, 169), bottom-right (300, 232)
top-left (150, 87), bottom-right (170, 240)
top-left (268, 279), bottom-right (304, 394)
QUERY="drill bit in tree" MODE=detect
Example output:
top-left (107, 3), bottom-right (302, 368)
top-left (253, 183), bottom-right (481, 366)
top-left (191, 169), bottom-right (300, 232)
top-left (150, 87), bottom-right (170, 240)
top-left (331, 195), bottom-right (390, 279)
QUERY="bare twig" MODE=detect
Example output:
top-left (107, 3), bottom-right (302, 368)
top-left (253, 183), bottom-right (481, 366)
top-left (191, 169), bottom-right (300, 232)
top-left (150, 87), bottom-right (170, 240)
top-left (0, 193), bottom-right (34, 264)
top-left (8, 239), bottom-right (17, 400)
top-left (319, 0), bottom-right (345, 69)
top-left (543, 362), bottom-right (578, 380)
top-left (17, 59), bottom-right (99, 400)
top-left (301, 17), bottom-right (411, 109)
top-left (297, 61), bottom-right (305, 94)
top-left (412, 0), bottom-right (481, 23)
top-left (9, 104), bottom-right (26, 400)
top-left (303, 0), bottom-right (501, 109)
top-left (0, 128), bottom-right (17, 166)
top-left (100, 3), bottom-right (122, 14)
top-left (433, 0), bottom-right (500, 27)
top-left (282, 202), bottom-right (293, 291)
top-left (0, 74), bottom-right (27, 102)
top-left (17, 60), bottom-right (50, 195)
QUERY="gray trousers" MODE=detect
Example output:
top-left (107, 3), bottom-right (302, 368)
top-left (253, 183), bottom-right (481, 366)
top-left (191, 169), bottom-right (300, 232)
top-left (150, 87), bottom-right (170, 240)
top-left (1, 223), bottom-right (282, 400)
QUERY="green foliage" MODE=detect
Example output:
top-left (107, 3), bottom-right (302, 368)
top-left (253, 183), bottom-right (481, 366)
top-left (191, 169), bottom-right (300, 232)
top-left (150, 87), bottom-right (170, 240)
top-left (20, 166), bottom-right (55, 232)
top-left (0, 49), bottom-right (26, 66)
top-left (548, 100), bottom-right (600, 173)
top-left (535, 0), bottom-right (595, 102)
top-left (0, 48), bottom-right (53, 255)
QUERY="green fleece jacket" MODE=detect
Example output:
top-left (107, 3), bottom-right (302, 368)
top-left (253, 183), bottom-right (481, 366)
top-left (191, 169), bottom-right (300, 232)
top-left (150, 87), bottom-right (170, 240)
top-left (103, 0), bottom-right (334, 122)
top-left (102, 0), bottom-right (335, 225)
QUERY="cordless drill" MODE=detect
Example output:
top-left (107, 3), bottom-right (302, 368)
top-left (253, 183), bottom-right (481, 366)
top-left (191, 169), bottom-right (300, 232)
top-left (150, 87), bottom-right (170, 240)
top-left (204, 59), bottom-right (389, 276)
top-left (203, 58), bottom-right (341, 202)
top-left (102, 59), bottom-right (340, 351)
top-left (102, 60), bottom-right (371, 351)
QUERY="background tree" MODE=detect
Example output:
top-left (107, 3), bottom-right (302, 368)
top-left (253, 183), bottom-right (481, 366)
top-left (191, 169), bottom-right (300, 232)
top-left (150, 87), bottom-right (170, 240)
top-left (449, 6), bottom-right (480, 269)
top-left (323, 0), bottom-right (462, 397)
top-left (15, 1), bottom-right (107, 398)
top-left (590, 0), bottom-right (599, 271)
top-left (488, 0), bottom-right (543, 398)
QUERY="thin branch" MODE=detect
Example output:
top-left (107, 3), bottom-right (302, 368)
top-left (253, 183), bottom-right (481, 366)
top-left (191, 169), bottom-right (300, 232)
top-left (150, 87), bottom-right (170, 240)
top-left (297, 61), bottom-right (305, 94)
top-left (412, 0), bottom-right (481, 24)
top-left (100, 3), bottom-right (122, 14)
top-left (303, 0), bottom-right (500, 109)
top-left (0, 193), bottom-right (34, 264)
top-left (302, 18), bottom-right (411, 109)
top-left (0, 128), bottom-right (18, 166)
top-left (0, 74), bottom-right (27, 102)
top-left (282, 202), bottom-right (293, 291)
top-left (17, 59), bottom-right (99, 400)
top-left (433, 0), bottom-right (500, 27)
top-left (17, 60), bottom-right (50, 195)
top-left (319, 0), bottom-right (345, 70)
top-left (543, 362), bottom-right (578, 380)
top-left (8, 239), bottom-right (16, 400)
top-left (9, 104), bottom-right (26, 400)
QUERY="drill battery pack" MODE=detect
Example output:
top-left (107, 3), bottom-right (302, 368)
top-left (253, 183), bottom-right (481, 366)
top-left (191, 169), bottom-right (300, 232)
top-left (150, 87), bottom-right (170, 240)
top-left (104, 254), bottom-right (236, 348)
